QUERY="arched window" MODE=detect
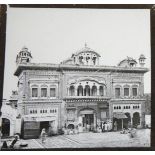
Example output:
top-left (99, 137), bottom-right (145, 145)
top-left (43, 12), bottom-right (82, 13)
top-left (50, 88), bottom-right (56, 97)
top-left (41, 88), bottom-right (47, 97)
top-left (92, 84), bottom-right (97, 96)
top-left (77, 84), bottom-right (83, 96)
top-left (124, 85), bottom-right (130, 97)
top-left (115, 87), bottom-right (121, 98)
top-left (132, 87), bottom-right (138, 96)
top-left (32, 88), bottom-right (38, 97)
top-left (99, 86), bottom-right (104, 96)
top-left (84, 85), bottom-right (90, 96)
top-left (69, 85), bottom-right (75, 96)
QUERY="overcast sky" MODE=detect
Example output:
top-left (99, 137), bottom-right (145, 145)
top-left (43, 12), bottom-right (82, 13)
top-left (3, 7), bottom-right (151, 99)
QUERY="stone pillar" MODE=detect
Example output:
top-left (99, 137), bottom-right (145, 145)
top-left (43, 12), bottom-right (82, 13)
top-left (94, 113), bottom-right (97, 131)
top-left (47, 87), bottom-right (50, 98)
top-left (75, 86), bottom-right (77, 96)
top-left (83, 88), bottom-right (85, 96)
top-left (139, 113), bottom-right (142, 127)
top-left (130, 113), bottom-right (133, 128)
top-left (104, 86), bottom-right (106, 96)
top-left (38, 85), bottom-right (41, 98)
top-left (97, 88), bottom-right (100, 96)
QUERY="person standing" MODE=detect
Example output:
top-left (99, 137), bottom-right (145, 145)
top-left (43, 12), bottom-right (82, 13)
top-left (102, 122), bottom-right (105, 132)
top-left (40, 128), bottom-right (46, 143)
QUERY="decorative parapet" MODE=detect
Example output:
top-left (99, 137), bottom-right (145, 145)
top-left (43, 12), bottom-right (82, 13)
top-left (63, 96), bottom-right (110, 103)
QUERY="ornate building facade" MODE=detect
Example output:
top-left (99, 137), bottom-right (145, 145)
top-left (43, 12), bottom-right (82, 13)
top-left (1, 45), bottom-right (149, 138)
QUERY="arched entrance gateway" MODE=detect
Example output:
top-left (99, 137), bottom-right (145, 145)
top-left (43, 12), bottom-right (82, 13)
top-left (1, 118), bottom-right (10, 137)
top-left (78, 108), bottom-right (96, 132)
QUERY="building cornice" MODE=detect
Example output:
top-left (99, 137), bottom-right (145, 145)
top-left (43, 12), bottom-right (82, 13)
top-left (111, 98), bottom-right (146, 101)
top-left (14, 63), bottom-right (149, 76)
top-left (18, 99), bottom-right (62, 104)
top-left (63, 96), bottom-right (111, 102)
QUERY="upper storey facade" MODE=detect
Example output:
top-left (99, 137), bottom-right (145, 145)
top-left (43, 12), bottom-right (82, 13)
top-left (14, 45), bottom-right (149, 102)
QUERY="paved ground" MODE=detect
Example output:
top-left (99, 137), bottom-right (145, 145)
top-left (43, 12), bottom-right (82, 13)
top-left (0, 129), bottom-right (150, 149)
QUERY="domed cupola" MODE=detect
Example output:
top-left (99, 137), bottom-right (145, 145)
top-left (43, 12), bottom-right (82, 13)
top-left (61, 44), bottom-right (101, 66)
top-left (118, 56), bottom-right (137, 68)
top-left (16, 46), bottom-right (32, 65)
top-left (73, 43), bottom-right (101, 66)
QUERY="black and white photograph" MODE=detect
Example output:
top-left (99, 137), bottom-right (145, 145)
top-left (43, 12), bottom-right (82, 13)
top-left (0, 4), bottom-right (152, 150)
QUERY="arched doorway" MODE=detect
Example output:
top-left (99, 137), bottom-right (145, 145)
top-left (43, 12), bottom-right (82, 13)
top-left (124, 113), bottom-right (131, 129)
top-left (133, 112), bottom-right (140, 128)
top-left (79, 108), bottom-right (95, 132)
top-left (2, 118), bottom-right (10, 137)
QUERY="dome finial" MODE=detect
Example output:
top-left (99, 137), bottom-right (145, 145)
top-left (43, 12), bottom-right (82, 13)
top-left (85, 42), bottom-right (87, 48)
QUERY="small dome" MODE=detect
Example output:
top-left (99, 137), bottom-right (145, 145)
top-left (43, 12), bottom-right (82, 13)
top-left (118, 56), bottom-right (137, 67)
top-left (16, 46), bottom-right (32, 64)
top-left (74, 44), bottom-right (101, 57)
top-left (139, 54), bottom-right (146, 60)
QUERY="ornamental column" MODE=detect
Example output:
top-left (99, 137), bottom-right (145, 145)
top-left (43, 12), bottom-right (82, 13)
top-left (130, 113), bottom-right (133, 128)
top-left (94, 113), bottom-right (97, 131)
top-left (75, 86), bottom-right (77, 96)
top-left (97, 87), bottom-right (100, 96)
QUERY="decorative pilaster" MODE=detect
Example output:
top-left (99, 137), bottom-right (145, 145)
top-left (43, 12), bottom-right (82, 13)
top-left (97, 88), bottom-right (100, 96)
top-left (94, 113), bottom-right (97, 130)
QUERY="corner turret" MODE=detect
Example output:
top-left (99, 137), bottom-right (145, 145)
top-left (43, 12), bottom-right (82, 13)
top-left (16, 46), bottom-right (32, 65)
top-left (139, 54), bottom-right (146, 67)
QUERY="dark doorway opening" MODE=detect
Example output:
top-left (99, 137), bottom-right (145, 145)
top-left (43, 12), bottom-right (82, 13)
top-left (2, 118), bottom-right (10, 137)
top-left (82, 114), bottom-right (94, 131)
top-left (40, 121), bottom-right (49, 133)
top-left (133, 112), bottom-right (140, 128)
top-left (113, 118), bottom-right (124, 130)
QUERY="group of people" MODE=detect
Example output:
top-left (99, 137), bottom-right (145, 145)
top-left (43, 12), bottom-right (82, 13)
top-left (97, 120), bottom-right (113, 132)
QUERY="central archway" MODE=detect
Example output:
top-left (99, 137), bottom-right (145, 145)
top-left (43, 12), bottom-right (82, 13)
top-left (79, 108), bottom-right (96, 132)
